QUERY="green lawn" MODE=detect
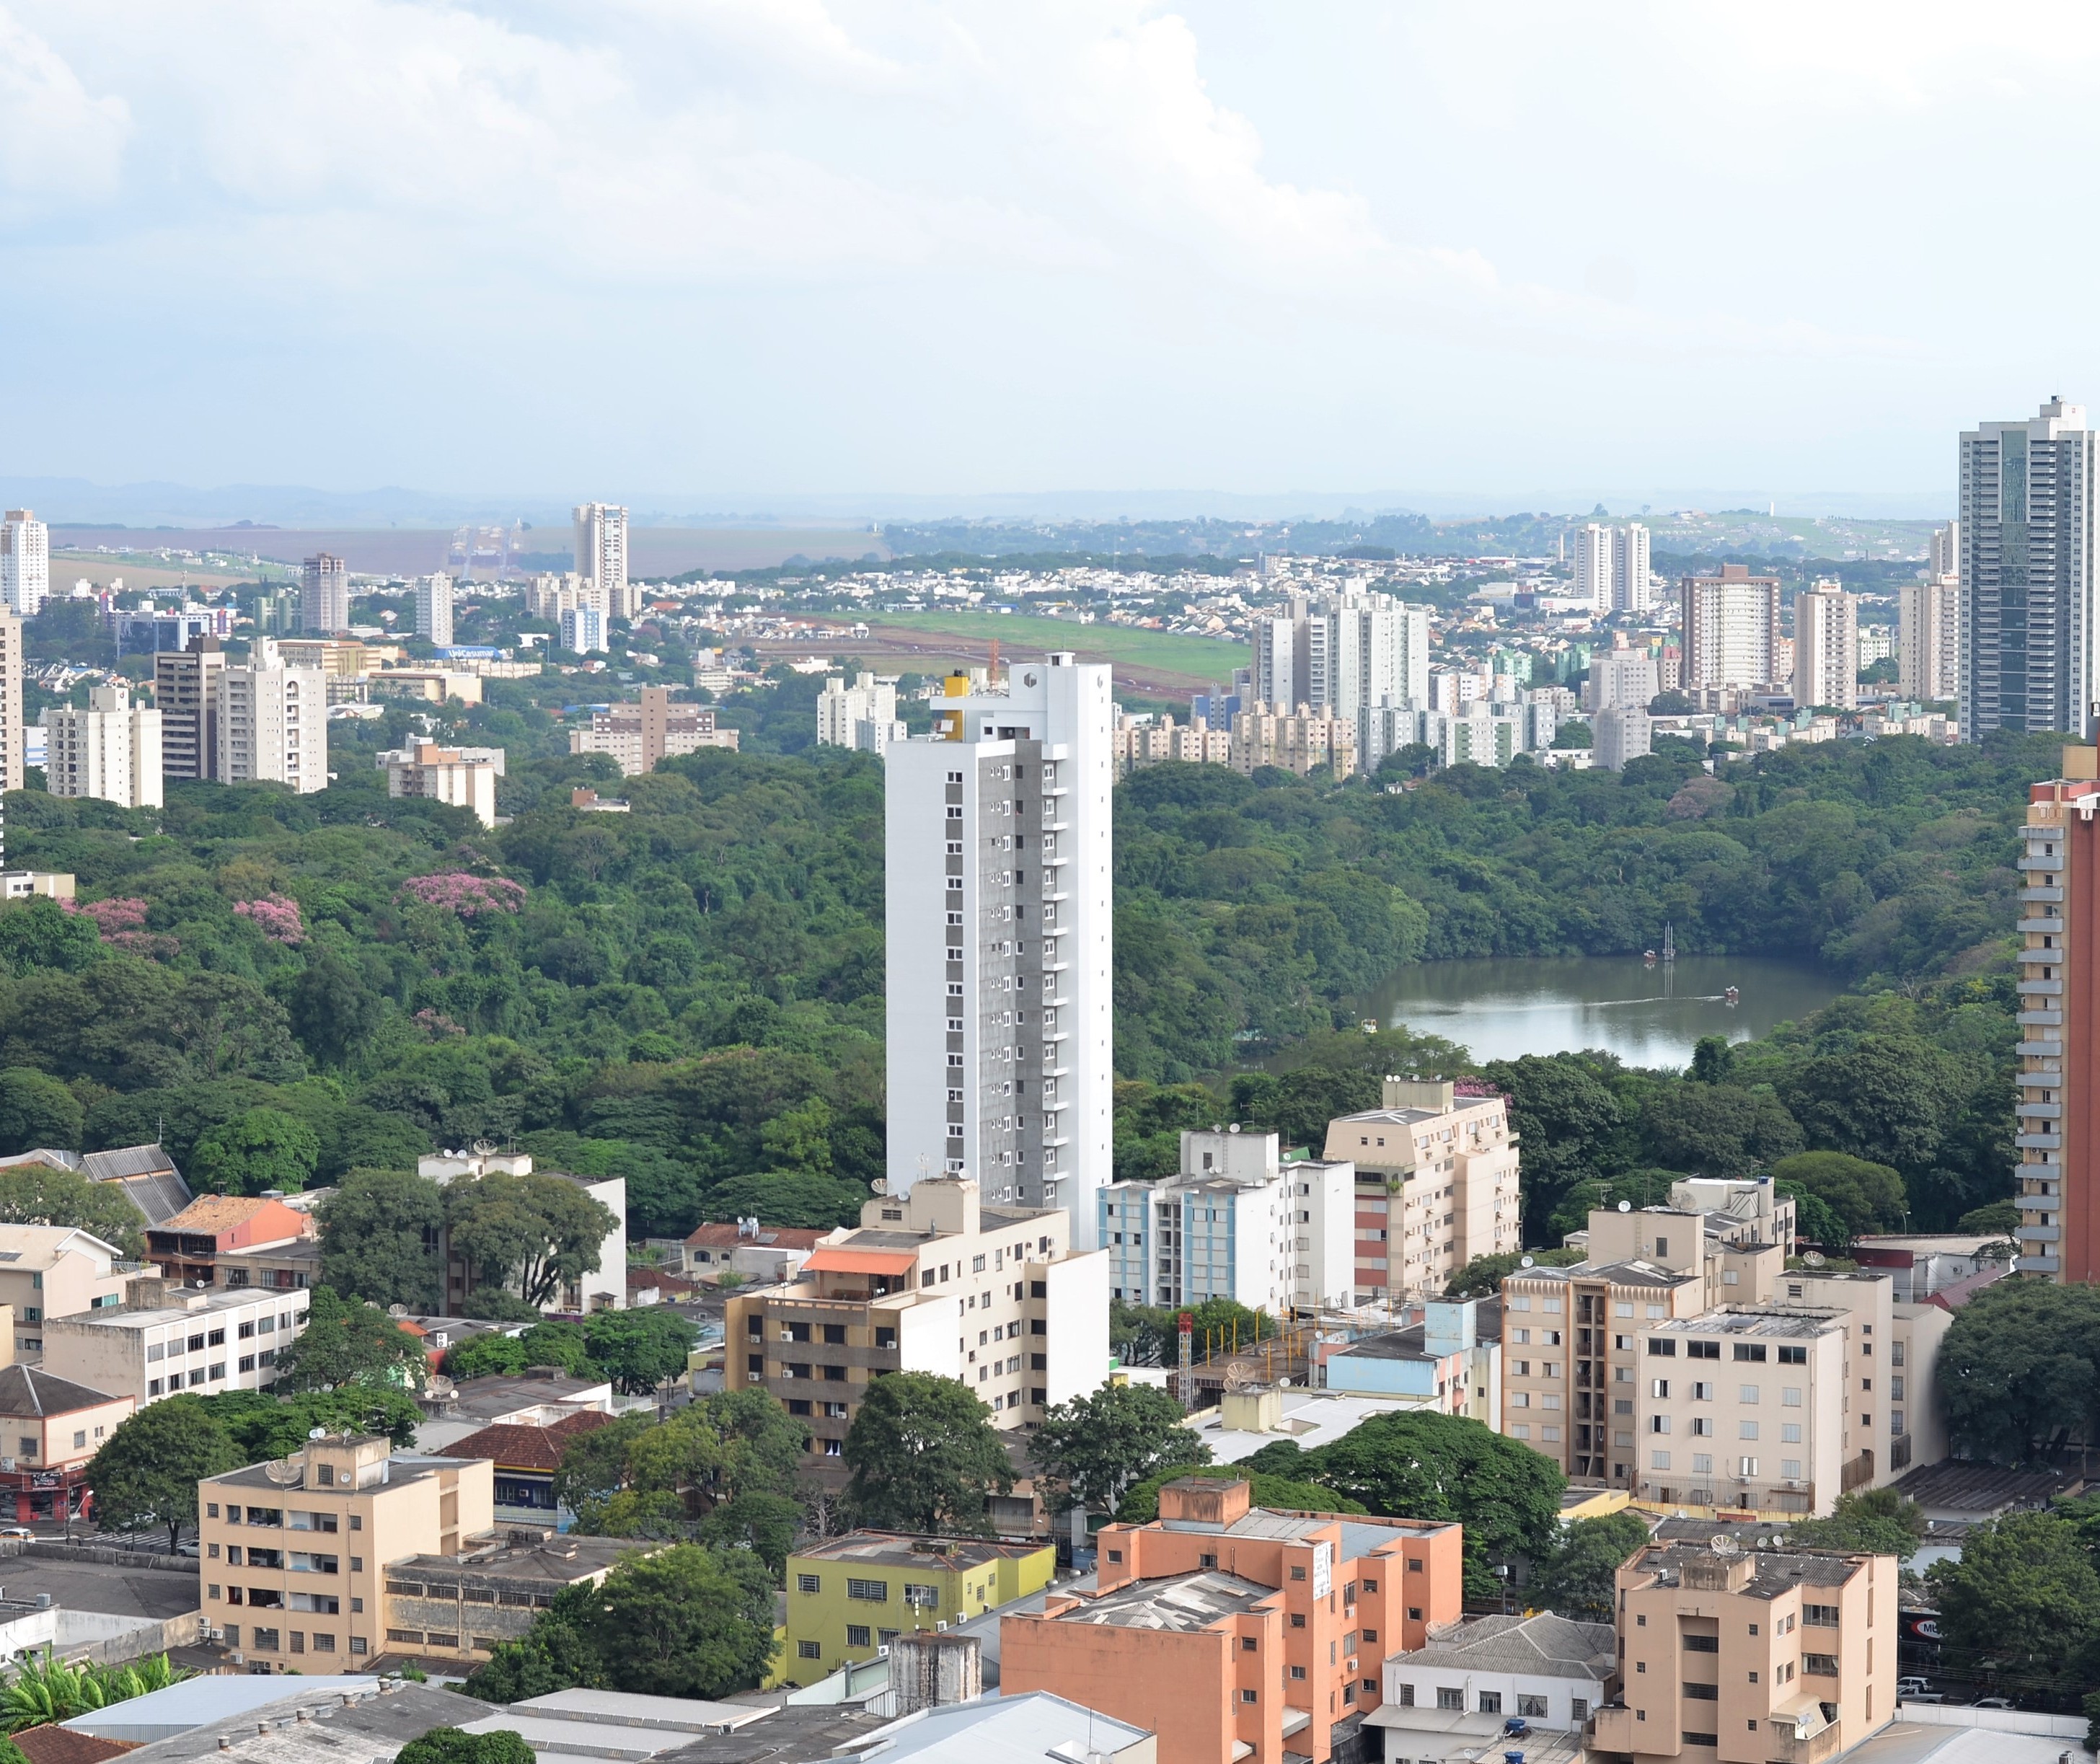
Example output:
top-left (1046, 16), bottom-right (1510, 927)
top-left (863, 609), bottom-right (1245, 686)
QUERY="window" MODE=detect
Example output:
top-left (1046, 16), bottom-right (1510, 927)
top-left (1803, 1604), bottom-right (1840, 1628)
top-left (1803, 1654), bottom-right (1840, 1676)
top-left (847, 1626), bottom-right (871, 1649)
top-left (797, 1641), bottom-right (822, 1660)
top-left (797, 1574), bottom-right (820, 1595)
top-left (1478, 1691), bottom-right (1502, 1714)
top-left (1289, 1666), bottom-right (1306, 1681)
top-left (846, 1579), bottom-right (889, 1602)
top-left (1394, 1685), bottom-right (1415, 1708)
top-left (1739, 1421), bottom-right (1760, 1440)
top-left (1681, 1734), bottom-right (1717, 1749)
top-left (1571, 1699), bottom-right (1588, 1722)
top-left (1651, 1449), bottom-right (1671, 1470)
top-left (1733, 1343), bottom-right (1767, 1362)
top-left (1436, 1688), bottom-right (1463, 1711)
top-left (1517, 1694), bottom-right (1547, 1718)
top-left (1240, 1690), bottom-right (1256, 1705)
top-left (1684, 1682), bottom-right (1718, 1700)
top-left (1647, 1339), bottom-right (1677, 1357)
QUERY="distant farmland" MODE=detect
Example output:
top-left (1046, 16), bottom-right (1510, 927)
top-left (749, 609), bottom-right (1245, 695)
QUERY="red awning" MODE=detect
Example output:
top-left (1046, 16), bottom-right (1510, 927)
top-left (803, 1247), bottom-right (919, 1277)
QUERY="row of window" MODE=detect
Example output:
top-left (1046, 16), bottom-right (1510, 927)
top-left (206, 1546), bottom-right (342, 1572)
top-left (207, 1503), bottom-right (358, 1529)
top-left (1392, 1687), bottom-right (1571, 1719)
top-left (1648, 1339), bottom-right (1810, 1364)
top-left (222, 1625), bottom-right (365, 1655)
top-left (1651, 1418), bottom-right (1805, 1441)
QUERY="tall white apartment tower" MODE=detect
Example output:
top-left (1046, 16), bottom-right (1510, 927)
top-left (573, 503), bottom-right (634, 620)
top-left (0, 513), bottom-right (48, 619)
top-left (1958, 399), bottom-right (2100, 741)
top-left (885, 654), bottom-right (1114, 1248)
top-left (1612, 522), bottom-right (1652, 612)
top-left (1900, 573), bottom-right (1960, 701)
top-left (43, 684), bottom-right (162, 809)
top-left (299, 553), bottom-right (350, 635)
top-left (1573, 523), bottom-right (1613, 613)
top-left (415, 574), bottom-right (454, 648)
top-left (0, 611), bottom-right (20, 800)
top-left (215, 639), bottom-right (327, 793)
top-left (1793, 581), bottom-right (1859, 710)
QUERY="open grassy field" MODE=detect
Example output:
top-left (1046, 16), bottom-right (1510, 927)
top-left (752, 609), bottom-right (1246, 694)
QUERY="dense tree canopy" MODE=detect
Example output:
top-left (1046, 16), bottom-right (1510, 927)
top-left (842, 1372), bottom-right (1012, 1534)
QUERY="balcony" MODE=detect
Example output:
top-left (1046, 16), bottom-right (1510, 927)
top-left (2016, 1133), bottom-right (2062, 1150)
top-left (2016, 1102), bottom-right (2063, 1119)
top-left (2017, 1010), bottom-right (2063, 1027)
top-left (2016, 978), bottom-right (2063, 995)
top-left (1763, 1716), bottom-right (1845, 1764)
top-left (2017, 1254), bottom-right (2062, 1274)
top-left (2022, 1191), bottom-right (2062, 1212)
top-left (2016, 917), bottom-right (2068, 933)
top-left (2016, 1041), bottom-right (2065, 1057)
top-left (2016, 855), bottom-right (2064, 871)
top-left (2019, 886), bottom-right (2065, 902)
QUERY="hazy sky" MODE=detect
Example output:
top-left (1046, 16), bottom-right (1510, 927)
top-left (4, 2), bottom-right (2096, 511)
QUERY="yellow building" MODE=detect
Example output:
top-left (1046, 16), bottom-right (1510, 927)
top-left (782, 1530), bottom-right (1055, 1686)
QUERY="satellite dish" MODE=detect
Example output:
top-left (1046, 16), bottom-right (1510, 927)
top-left (308, 1428), bottom-right (327, 1440)
top-left (471, 1139), bottom-right (496, 1156)
top-left (1223, 1362), bottom-right (1253, 1391)
top-left (1519, 1256), bottom-right (1535, 1269)
top-left (1802, 1251), bottom-right (1826, 1268)
top-left (1618, 1200), bottom-right (1632, 1213)
top-left (1711, 1533), bottom-right (1742, 1556)
top-left (262, 1457), bottom-right (302, 1486)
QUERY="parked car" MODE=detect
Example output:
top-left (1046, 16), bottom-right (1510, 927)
top-left (1896, 1677), bottom-right (1932, 1698)
top-left (1972, 1696), bottom-right (2014, 1711)
top-left (0, 1527), bottom-right (32, 1542)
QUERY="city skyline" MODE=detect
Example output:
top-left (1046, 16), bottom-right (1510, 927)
top-left (6, 4), bottom-right (2100, 504)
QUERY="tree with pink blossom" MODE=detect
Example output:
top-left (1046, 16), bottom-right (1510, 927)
top-left (233, 894), bottom-right (305, 945)
top-left (397, 873), bottom-right (527, 918)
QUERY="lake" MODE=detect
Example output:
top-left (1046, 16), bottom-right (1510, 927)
top-left (1359, 954), bottom-right (1848, 1070)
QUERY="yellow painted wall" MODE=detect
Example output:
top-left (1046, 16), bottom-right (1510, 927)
top-left (780, 1541), bottom-right (1054, 1686)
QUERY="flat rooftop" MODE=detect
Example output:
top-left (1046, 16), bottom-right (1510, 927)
top-left (1512, 1258), bottom-right (1693, 1289)
top-left (1190, 1388), bottom-right (1451, 1463)
top-left (209, 1450), bottom-right (458, 1494)
top-left (81, 1683), bottom-right (482, 1764)
top-left (1053, 1569), bottom-right (1272, 1631)
top-left (1636, 1543), bottom-right (1863, 1599)
top-left (391, 1533), bottom-right (643, 1587)
top-left (0, 1556), bottom-right (198, 1622)
top-left (791, 1532), bottom-right (1042, 1571)
top-left (1651, 1309), bottom-right (1840, 1339)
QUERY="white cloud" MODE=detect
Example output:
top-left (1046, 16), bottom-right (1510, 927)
top-left (0, 8), bottom-right (129, 206)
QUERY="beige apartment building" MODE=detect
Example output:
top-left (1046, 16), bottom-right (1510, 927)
top-left (1228, 701), bottom-right (1357, 778)
top-left (1506, 1189), bottom-right (1950, 1512)
top-left (1589, 1539), bottom-right (1897, 1764)
top-left (379, 742), bottom-right (502, 826)
top-left (1322, 1079), bottom-right (1521, 1302)
top-left (200, 1432), bottom-right (645, 1673)
top-left (569, 686), bottom-right (738, 775)
top-left (724, 1175), bottom-right (1108, 1474)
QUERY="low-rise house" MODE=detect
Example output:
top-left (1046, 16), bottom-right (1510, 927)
top-left (436, 1409), bottom-right (619, 1517)
top-left (782, 1531), bottom-right (1056, 1688)
top-left (1370, 1611), bottom-right (1615, 1763)
top-left (413, 1369), bottom-right (614, 1453)
top-left (144, 1196), bottom-right (314, 1293)
top-left (1320, 1297), bottom-right (1501, 1426)
top-left (0, 1146), bottom-right (191, 1228)
top-left (0, 1364), bottom-right (134, 1524)
top-left (0, 1226), bottom-right (136, 1352)
top-left (684, 1220), bottom-right (840, 1287)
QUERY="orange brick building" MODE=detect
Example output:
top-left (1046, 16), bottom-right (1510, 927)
top-left (1000, 1477), bottom-right (1463, 1764)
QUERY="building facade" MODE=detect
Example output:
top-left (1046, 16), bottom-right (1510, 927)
top-left (568, 687), bottom-right (736, 774)
top-left (1594, 705), bottom-right (1653, 772)
top-left (1002, 1476), bottom-right (1464, 1764)
top-left (215, 640), bottom-right (328, 792)
top-left (40, 1282), bottom-right (311, 1406)
top-left (884, 658), bottom-right (1113, 1240)
top-left (1680, 565), bottom-right (1781, 692)
top-left (1792, 581), bottom-right (1859, 712)
top-left (817, 672), bottom-right (907, 754)
top-left (573, 503), bottom-right (635, 620)
top-left (380, 742), bottom-right (501, 826)
top-left (0, 1224), bottom-right (135, 1351)
top-left (415, 1149), bottom-right (625, 1318)
top-left (1322, 1080), bottom-right (1522, 1304)
top-left (1958, 397), bottom-right (2100, 741)
top-left (1, 513), bottom-right (48, 619)
top-left (1898, 572), bottom-right (1959, 702)
top-left (415, 575), bottom-right (454, 648)
top-left (0, 1365), bottom-right (132, 1525)
top-left (0, 611), bottom-right (21, 803)
top-left (1099, 1130), bottom-right (1355, 1315)
top-left (1574, 523), bottom-right (1614, 614)
top-left (723, 1176), bottom-right (1108, 1470)
top-left (1587, 648), bottom-right (1660, 715)
top-left (1588, 1540), bottom-right (1897, 1764)
top-left (154, 637), bottom-right (225, 782)
top-left (42, 684), bottom-right (162, 809)
top-left (2013, 750), bottom-right (2095, 1280)
top-left (1377, 1611), bottom-right (1615, 1758)
top-left (300, 554), bottom-right (350, 635)
top-left (782, 1532), bottom-right (1056, 1687)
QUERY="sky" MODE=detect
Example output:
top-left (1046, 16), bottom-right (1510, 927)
top-left (4, 1), bottom-right (2098, 516)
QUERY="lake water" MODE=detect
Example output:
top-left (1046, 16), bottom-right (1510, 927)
top-left (1359, 954), bottom-right (1847, 1070)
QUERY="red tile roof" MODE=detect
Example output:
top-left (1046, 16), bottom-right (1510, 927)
top-left (13, 1727), bottom-right (140, 1764)
top-left (685, 1222), bottom-right (831, 1251)
top-left (437, 1410), bottom-right (617, 1471)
